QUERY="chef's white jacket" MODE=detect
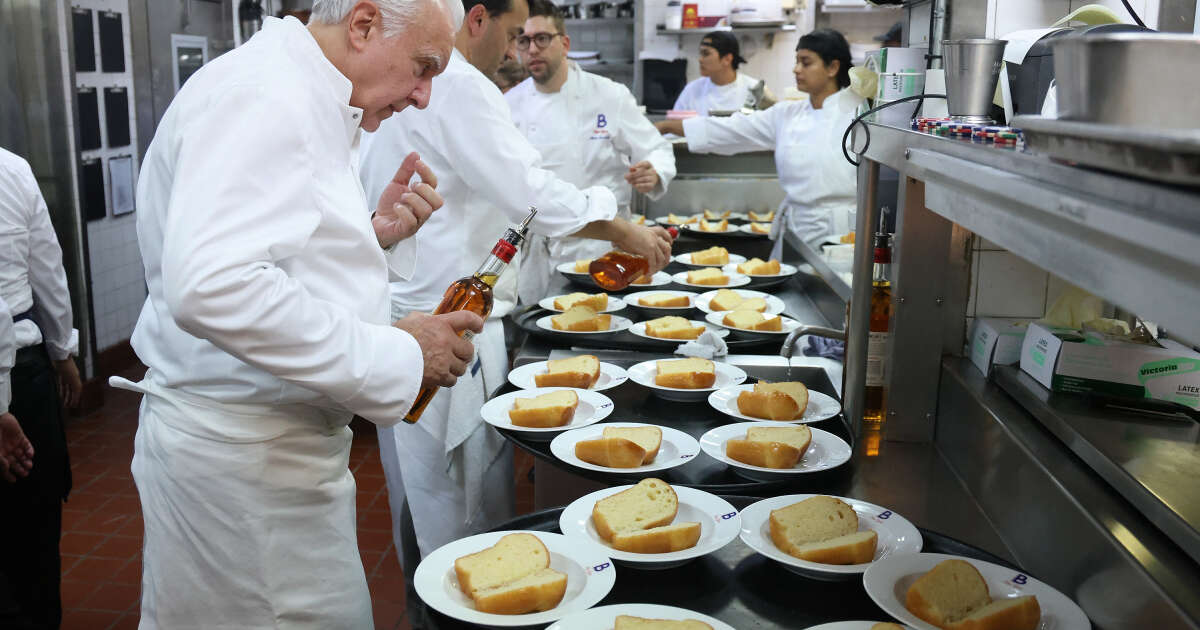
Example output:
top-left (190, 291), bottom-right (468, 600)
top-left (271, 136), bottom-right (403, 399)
top-left (359, 48), bottom-right (617, 319)
top-left (505, 63), bottom-right (677, 302)
top-left (505, 62), bottom-right (676, 209)
top-left (131, 15), bottom-right (421, 425)
top-left (0, 295), bottom-right (13, 414)
top-left (683, 88), bottom-right (864, 246)
top-left (673, 73), bottom-right (762, 114)
top-left (0, 148), bottom-right (78, 359)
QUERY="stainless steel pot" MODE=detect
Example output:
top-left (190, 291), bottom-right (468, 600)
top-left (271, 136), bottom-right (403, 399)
top-left (1052, 32), bottom-right (1200, 130)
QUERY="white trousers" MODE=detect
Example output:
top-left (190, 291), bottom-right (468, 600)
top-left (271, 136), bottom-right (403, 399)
top-left (117, 376), bottom-right (371, 630)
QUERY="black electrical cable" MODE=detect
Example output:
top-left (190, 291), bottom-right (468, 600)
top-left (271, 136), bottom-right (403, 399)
top-left (841, 94), bottom-right (947, 167)
top-left (1120, 0), bottom-right (1147, 27)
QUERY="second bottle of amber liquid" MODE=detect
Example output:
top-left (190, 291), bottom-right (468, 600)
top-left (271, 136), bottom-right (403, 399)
top-left (863, 233), bottom-right (892, 425)
top-left (588, 226), bottom-right (678, 291)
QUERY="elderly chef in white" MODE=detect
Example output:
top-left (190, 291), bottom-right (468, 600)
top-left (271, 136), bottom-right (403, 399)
top-left (359, 0), bottom-right (673, 573)
top-left (113, 0), bottom-right (483, 627)
top-left (505, 0), bottom-right (676, 304)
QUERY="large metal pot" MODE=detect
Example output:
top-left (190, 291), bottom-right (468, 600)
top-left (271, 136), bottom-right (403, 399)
top-left (1052, 32), bottom-right (1200, 130)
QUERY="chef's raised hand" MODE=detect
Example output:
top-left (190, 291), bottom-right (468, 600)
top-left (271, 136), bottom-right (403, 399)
top-left (624, 161), bottom-right (660, 194)
top-left (613, 222), bottom-right (673, 274)
top-left (373, 151), bottom-right (444, 249)
top-left (393, 310), bottom-right (484, 390)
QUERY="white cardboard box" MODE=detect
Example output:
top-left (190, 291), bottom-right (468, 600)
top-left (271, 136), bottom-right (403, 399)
top-left (968, 318), bottom-right (1030, 377)
top-left (1019, 321), bottom-right (1200, 410)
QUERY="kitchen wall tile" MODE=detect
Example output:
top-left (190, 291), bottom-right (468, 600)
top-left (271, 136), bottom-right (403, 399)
top-left (974, 251), bottom-right (1048, 318)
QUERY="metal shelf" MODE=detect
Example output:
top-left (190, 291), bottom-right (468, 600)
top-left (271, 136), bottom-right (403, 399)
top-left (656, 24), bottom-right (797, 35)
top-left (564, 18), bottom-right (634, 26)
top-left (856, 122), bottom-right (1200, 345)
top-left (787, 231), bottom-right (853, 302)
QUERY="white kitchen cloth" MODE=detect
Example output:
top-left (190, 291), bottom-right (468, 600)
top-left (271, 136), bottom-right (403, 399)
top-left (675, 329), bottom-right (729, 359)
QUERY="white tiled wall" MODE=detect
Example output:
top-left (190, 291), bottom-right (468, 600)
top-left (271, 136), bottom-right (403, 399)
top-left (965, 235), bottom-right (1051, 321)
top-left (72, 0), bottom-right (145, 351)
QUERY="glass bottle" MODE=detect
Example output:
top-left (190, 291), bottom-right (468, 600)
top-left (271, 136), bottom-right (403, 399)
top-left (862, 232), bottom-right (892, 426)
top-left (588, 226), bottom-right (678, 291)
top-left (402, 207), bottom-right (537, 424)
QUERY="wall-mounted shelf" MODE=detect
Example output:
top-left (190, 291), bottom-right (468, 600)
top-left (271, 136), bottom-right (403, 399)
top-left (821, 0), bottom-right (904, 12)
top-left (656, 24), bottom-right (797, 35)
top-left (565, 18), bottom-right (634, 26)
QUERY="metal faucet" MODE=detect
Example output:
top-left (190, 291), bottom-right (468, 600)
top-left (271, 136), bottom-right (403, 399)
top-left (780, 325), bottom-right (846, 359)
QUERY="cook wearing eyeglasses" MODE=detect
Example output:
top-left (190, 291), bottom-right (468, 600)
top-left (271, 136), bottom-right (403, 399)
top-left (504, 0), bottom-right (676, 304)
top-left (656, 29), bottom-right (866, 253)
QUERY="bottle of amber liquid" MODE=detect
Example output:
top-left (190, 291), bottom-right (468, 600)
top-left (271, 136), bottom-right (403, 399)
top-left (588, 226), bottom-right (678, 291)
top-left (862, 233), bottom-right (893, 425)
top-left (402, 207), bottom-right (537, 424)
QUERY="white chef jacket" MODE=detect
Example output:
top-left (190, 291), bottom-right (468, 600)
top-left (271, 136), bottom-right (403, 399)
top-left (0, 148), bottom-right (78, 359)
top-left (673, 73), bottom-right (762, 114)
top-left (505, 62), bottom-right (677, 303)
top-left (683, 88), bottom-right (864, 247)
top-left (131, 15), bottom-right (421, 425)
top-left (0, 295), bottom-right (13, 414)
top-left (359, 48), bottom-right (617, 319)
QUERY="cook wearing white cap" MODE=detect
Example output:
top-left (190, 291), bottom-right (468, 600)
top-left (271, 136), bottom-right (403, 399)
top-left (672, 30), bottom-right (770, 115)
top-left (505, 0), bottom-right (677, 304)
top-left (115, 1), bottom-right (484, 627)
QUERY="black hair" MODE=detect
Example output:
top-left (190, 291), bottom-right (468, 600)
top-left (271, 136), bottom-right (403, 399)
top-left (797, 28), bottom-right (852, 89)
top-left (461, 0), bottom-right (515, 18)
top-left (526, 0), bottom-right (565, 34)
top-left (701, 31), bottom-right (746, 70)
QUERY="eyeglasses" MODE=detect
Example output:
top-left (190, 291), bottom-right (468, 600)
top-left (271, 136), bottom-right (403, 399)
top-left (517, 32), bottom-right (561, 50)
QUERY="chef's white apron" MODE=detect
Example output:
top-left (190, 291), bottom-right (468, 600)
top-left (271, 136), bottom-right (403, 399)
top-left (112, 375), bottom-right (371, 630)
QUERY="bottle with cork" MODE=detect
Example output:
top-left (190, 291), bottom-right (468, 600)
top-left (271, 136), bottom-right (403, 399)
top-left (402, 207), bottom-right (537, 424)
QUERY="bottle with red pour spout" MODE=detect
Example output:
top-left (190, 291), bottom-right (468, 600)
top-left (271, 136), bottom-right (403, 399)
top-left (402, 206), bottom-right (537, 424)
top-left (588, 225), bottom-right (679, 291)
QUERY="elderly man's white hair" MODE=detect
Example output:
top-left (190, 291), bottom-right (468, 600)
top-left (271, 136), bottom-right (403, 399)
top-left (311, 0), bottom-right (463, 35)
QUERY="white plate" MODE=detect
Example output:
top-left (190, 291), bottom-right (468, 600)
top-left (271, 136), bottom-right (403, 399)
top-left (480, 387), bottom-right (614, 440)
top-left (556, 261), bottom-right (592, 278)
top-left (704, 311), bottom-right (803, 338)
top-left (626, 359), bottom-right (748, 402)
top-left (694, 289), bottom-right (785, 315)
top-left (507, 360), bottom-right (629, 392)
top-left (671, 271), bottom-right (751, 289)
top-left (549, 422), bottom-right (701, 474)
top-left (804, 623), bottom-right (914, 630)
top-left (624, 271), bottom-right (674, 289)
top-left (707, 384), bottom-right (842, 424)
top-left (863, 552), bottom-right (1092, 630)
top-left (559, 484), bottom-right (741, 569)
top-left (622, 290), bottom-right (699, 313)
top-left (699, 422), bottom-right (852, 479)
top-left (658, 213), bottom-right (701, 226)
top-left (720, 261), bottom-right (799, 279)
top-left (628, 320), bottom-right (729, 342)
top-left (736, 223), bottom-right (772, 237)
top-left (631, 215), bottom-right (658, 227)
top-left (547, 603), bottom-right (735, 630)
top-left (673, 252), bottom-right (748, 268)
top-left (554, 263), bottom-right (674, 290)
top-left (739, 494), bottom-right (923, 581)
top-left (538, 295), bottom-right (627, 313)
top-left (413, 530), bottom-right (615, 627)
top-left (535, 314), bottom-right (633, 335)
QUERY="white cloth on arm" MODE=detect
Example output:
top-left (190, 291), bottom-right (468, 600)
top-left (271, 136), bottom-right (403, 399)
top-left (682, 87), bottom-right (863, 249)
top-left (0, 295), bottom-right (13, 414)
top-left (505, 62), bottom-right (677, 304)
top-left (123, 16), bottom-right (422, 629)
top-left (0, 148), bottom-right (78, 358)
top-left (672, 73), bottom-right (762, 114)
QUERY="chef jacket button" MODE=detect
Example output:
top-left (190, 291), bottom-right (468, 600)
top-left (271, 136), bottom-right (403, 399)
top-left (352, 113), bottom-right (359, 119)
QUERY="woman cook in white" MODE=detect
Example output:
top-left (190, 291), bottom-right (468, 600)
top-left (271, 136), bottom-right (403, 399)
top-left (657, 29), bottom-right (865, 253)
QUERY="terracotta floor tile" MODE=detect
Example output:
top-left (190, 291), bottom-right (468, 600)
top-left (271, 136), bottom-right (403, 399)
top-left (101, 495), bottom-right (142, 516)
top-left (92, 535), bottom-right (143, 559)
top-left (368, 574), bottom-right (407, 606)
top-left (358, 508), bottom-right (394, 532)
top-left (64, 556), bottom-right (127, 581)
top-left (117, 516), bottom-right (144, 538)
top-left (360, 549), bottom-right (384, 578)
top-left (358, 528), bottom-right (394, 553)
top-left (61, 608), bottom-right (121, 629)
top-left (111, 612), bottom-right (141, 630)
top-left (77, 512), bottom-right (134, 535)
top-left (61, 531), bottom-right (106, 555)
top-left (112, 557), bottom-right (143, 586)
top-left (65, 491), bottom-right (112, 512)
top-left (81, 474), bottom-right (138, 496)
top-left (63, 508), bottom-right (91, 530)
top-left (372, 600), bottom-right (406, 630)
top-left (61, 579), bottom-right (101, 608)
top-left (81, 582), bottom-right (141, 613)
